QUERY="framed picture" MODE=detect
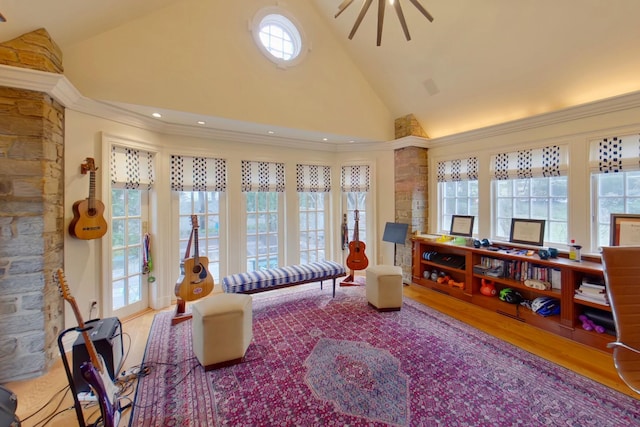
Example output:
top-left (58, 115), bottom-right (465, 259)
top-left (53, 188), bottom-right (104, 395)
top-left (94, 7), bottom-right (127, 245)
top-left (509, 218), bottom-right (545, 246)
top-left (610, 214), bottom-right (640, 246)
top-left (450, 215), bottom-right (475, 237)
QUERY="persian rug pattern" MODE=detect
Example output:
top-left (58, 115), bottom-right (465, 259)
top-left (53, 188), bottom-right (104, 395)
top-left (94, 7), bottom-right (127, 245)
top-left (129, 285), bottom-right (640, 426)
top-left (304, 337), bottom-right (409, 424)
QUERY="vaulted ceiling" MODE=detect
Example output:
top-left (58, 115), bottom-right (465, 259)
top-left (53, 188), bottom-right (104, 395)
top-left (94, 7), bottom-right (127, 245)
top-left (2, 0), bottom-right (640, 143)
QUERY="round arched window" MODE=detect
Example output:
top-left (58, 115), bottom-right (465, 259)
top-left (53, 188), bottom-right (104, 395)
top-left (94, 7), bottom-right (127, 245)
top-left (252, 7), bottom-right (308, 68)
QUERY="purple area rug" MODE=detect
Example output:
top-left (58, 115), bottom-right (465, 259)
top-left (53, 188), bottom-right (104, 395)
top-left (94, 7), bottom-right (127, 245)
top-left (129, 285), bottom-right (640, 426)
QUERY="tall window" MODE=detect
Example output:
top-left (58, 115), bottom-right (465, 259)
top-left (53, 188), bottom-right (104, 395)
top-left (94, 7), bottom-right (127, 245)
top-left (342, 165), bottom-right (370, 246)
top-left (590, 135), bottom-right (640, 249)
top-left (109, 145), bottom-right (154, 318)
top-left (242, 160), bottom-right (285, 271)
top-left (437, 157), bottom-right (479, 235)
top-left (171, 155), bottom-right (226, 284)
top-left (297, 164), bottom-right (331, 263)
top-left (491, 145), bottom-right (568, 245)
top-left (177, 193), bottom-right (222, 282)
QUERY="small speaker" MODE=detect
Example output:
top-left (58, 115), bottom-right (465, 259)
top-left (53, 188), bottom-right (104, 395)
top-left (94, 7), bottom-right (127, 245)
top-left (72, 317), bottom-right (123, 393)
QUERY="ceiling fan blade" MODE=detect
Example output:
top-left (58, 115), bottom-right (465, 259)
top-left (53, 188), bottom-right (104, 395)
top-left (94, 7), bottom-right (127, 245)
top-left (393, 0), bottom-right (411, 41)
top-left (348, 0), bottom-right (374, 40)
top-left (377, 0), bottom-right (385, 46)
top-left (408, 0), bottom-right (434, 22)
top-left (334, 0), bottom-right (355, 18)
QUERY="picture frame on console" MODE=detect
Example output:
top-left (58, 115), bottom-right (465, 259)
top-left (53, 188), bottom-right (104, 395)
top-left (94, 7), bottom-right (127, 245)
top-left (509, 218), bottom-right (545, 246)
top-left (610, 213), bottom-right (640, 246)
top-left (449, 215), bottom-right (474, 237)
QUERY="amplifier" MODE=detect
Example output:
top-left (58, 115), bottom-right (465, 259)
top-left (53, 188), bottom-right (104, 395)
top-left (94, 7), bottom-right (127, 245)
top-left (72, 317), bottom-right (123, 393)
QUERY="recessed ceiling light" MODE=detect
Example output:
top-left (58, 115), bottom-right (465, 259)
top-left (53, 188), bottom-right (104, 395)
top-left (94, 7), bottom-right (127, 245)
top-left (349, 140), bottom-right (355, 143)
top-left (151, 112), bottom-right (162, 118)
top-left (322, 137), bottom-right (328, 141)
top-left (197, 121), bottom-right (206, 125)
top-left (267, 130), bottom-right (275, 135)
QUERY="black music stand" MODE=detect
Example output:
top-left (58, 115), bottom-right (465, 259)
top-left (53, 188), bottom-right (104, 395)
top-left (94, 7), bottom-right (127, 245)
top-left (382, 222), bottom-right (409, 266)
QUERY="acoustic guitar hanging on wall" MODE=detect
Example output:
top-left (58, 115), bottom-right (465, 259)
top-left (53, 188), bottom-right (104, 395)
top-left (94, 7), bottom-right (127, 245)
top-left (69, 157), bottom-right (108, 240)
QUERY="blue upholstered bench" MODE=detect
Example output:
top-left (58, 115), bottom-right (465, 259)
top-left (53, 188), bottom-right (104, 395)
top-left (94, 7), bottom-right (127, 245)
top-left (222, 260), bottom-right (346, 297)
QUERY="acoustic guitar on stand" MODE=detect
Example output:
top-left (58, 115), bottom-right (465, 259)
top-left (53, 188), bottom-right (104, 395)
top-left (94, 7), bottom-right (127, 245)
top-left (54, 269), bottom-right (121, 427)
top-left (69, 157), bottom-right (108, 240)
top-left (345, 210), bottom-right (369, 280)
top-left (175, 215), bottom-right (214, 302)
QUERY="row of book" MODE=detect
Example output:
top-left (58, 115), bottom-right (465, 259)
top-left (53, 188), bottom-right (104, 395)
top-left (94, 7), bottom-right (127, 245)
top-left (475, 257), bottom-right (562, 289)
top-left (574, 280), bottom-right (609, 306)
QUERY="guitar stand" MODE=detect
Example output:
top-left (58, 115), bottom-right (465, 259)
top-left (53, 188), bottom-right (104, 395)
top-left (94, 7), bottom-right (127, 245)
top-left (340, 269), bottom-right (366, 286)
top-left (57, 323), bottom-right (98, 427)
top-left (171, 298), bottom-right (192, 325)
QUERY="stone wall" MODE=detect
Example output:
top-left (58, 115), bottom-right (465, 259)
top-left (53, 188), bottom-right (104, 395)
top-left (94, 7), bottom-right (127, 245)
top-left (0, 28), bottom-right (63, 73)
top-left (394, 146), bottom-right (428, 283)
top-left (394, 114), bottom-right (428, 139)
top-left (0, 29), bottom-right (65, 382)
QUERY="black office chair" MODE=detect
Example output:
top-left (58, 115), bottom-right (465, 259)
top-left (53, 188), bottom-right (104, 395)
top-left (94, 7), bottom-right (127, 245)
top-left (601, 246), bottom-right (640, 394)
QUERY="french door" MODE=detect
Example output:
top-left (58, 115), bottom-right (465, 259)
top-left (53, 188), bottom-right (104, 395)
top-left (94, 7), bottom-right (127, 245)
top-left (109, 188), bottom-right (150, 319)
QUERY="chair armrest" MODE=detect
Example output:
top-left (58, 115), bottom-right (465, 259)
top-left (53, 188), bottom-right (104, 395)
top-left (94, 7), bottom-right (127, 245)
top-left (607, 341), bottom-right (640, 354)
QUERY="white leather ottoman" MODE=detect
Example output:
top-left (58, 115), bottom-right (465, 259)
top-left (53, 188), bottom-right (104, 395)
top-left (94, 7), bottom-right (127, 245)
top-left (366, 265), bottom-right (403, 311)
top-left (192, 293), bottom-right (253, 370)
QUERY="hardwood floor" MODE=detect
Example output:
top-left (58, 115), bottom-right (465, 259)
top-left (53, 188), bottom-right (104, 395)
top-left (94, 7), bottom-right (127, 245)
top-left (7, 284), bottom-right (638, 426)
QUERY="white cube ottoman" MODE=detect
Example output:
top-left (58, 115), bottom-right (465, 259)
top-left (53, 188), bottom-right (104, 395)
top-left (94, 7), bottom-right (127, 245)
top-left (192, 293), bottom-right (253, 370)
top-left (366, 265), bottom-right (403, 311)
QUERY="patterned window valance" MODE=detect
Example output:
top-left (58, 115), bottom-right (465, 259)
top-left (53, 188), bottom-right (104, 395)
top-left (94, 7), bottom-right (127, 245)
top-left (110, 146), bottom-right (155, 189)
top-left (341, 165), bottom-right (370, 192)
top-left (241, 160), bottom-right (285, 192)
top-left (589, 134), bottom-right (640, 173)
top-left (296, 164), bottom-right (331, 192)
top-left (491, 145), bottom-right (568, 180)
top-left (437, 157), bottom-right (479, 182)
top-left (170, 155), bottom-right (227, 192)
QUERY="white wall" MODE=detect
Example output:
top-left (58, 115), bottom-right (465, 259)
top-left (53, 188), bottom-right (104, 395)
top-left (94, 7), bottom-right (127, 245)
top-left (63, 110), bottom-right (395, 329)
top-left (61, 0), bottom-right (394, 141)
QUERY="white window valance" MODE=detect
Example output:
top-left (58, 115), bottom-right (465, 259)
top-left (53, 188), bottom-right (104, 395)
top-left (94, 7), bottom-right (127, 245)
top-left (170, 155), bottom-right (227, 192)
top-left (341, 165), bottom-right (370, 192)
top-left (296, 164), bottom-right (331, 192)
top-left (110, 145), bottom-right (155, 189)
top-left (241, 160), bottom-right (285, 192)
top-left (589, 134), bottom-right (640, 173)
top-left (491, 145), bottom-right (568, 180)
top-left (437, 157), bottom-right (479, 182)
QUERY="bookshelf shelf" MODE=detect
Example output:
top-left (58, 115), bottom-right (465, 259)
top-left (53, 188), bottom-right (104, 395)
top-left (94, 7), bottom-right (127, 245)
top-left (412, 237), bottom-right (614, 352)
top-left (574, 298), bottom-right (611, 312)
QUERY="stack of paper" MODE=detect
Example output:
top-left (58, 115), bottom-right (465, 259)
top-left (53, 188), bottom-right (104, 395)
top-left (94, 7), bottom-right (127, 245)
top-left (574, 280), bottom-right (608, 305)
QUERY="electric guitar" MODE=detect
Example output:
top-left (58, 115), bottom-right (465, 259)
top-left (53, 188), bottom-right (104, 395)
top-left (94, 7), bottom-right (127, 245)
top-left (69, 158), bottom-right (108, 240)
top-left (346, 210), bottom-right (369, 271)
top-left (54, 269), bottom-right (120, 427)
top-left (175, 215), bottom-right (214, 301)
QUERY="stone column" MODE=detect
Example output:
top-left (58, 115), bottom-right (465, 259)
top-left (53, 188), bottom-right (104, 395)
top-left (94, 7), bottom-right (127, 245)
top-left (0, 29), bottom-right (65, 381)
top-left (394, 147), bottom-right (428, 283)
top-left (393, 115), bottom-right (429, 283)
